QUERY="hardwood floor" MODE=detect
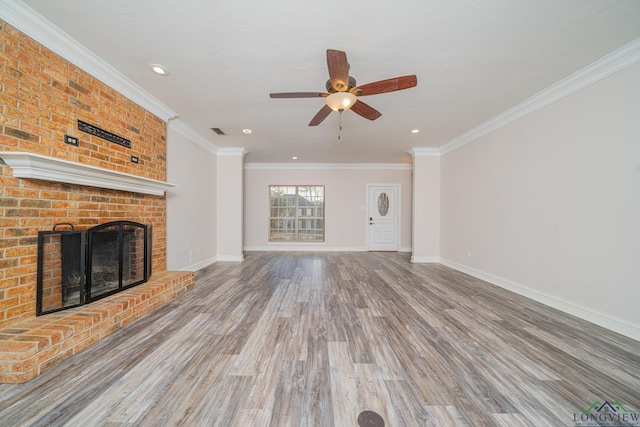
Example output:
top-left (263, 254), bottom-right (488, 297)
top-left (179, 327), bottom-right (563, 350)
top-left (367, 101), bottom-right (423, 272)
top-left (0, 252), bottom-right (638, 426)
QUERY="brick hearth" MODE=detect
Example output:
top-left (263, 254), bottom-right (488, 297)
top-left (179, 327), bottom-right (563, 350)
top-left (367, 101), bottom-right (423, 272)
top-left (0, 270), bottom-right (193, 384)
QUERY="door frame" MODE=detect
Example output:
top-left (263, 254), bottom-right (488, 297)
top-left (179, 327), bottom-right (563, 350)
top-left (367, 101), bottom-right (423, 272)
top-left (366, 183), bottom-right (401, 251)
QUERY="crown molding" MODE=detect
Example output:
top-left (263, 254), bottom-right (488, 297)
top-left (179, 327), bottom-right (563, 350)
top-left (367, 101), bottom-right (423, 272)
top-left (244, 163), bottom-right (412, 170)
top-left (217, 147), bottom-right (248, 157)
top-left (440, 36), bottom-right (640, 155)
top-left (408, 148), bottom-right (440, 157)
top-left (168, 119), bottom-right (218, 155)
top-left (0, 151), bottom-right (176, 196)
top-left (0, 1), bottom-right (178, 122)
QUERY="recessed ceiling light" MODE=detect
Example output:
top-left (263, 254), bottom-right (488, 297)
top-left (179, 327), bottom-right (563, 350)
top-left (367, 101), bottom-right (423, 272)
top-left (411, 129), bottom-right (420, 134)
top-left (292, 156), bottom-right (298, 160)
top-left (150, 64), bottom-right (170, 76)
top-left (242, 129), bottom-right (252, 134)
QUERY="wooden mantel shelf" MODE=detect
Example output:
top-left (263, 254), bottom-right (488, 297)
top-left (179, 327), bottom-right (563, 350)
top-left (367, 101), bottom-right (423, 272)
top-left (0, 151), bottom-right (176, 196)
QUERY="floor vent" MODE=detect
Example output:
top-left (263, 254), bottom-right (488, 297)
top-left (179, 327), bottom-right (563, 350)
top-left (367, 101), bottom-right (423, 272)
top-left (358, 411), bottom-right (385, 426)
top-left (210, 127), bottom-right (226, 135)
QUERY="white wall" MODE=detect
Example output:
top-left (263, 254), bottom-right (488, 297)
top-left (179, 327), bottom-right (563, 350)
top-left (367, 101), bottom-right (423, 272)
top-left (166, 121), bottom-right (218, 271)
top-left (244, 165), bottom-right (412, 251)
top-left (440, 63), bottom-right (640, 337)
top-left (410, 150), bottom-right (440, 262)
top-left (217, 149), bottom-right (246, 261)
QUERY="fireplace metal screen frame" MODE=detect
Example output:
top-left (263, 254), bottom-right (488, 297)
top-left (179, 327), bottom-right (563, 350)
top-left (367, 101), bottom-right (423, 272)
top-left (36, 221), bottom-right (152, 316)
top-left (36, 225), bottom-right (87, 316)
top-left (86, 220), bottom-right (150, 303)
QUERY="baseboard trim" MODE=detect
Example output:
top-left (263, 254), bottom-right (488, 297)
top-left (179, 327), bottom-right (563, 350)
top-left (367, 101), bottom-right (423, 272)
top-left (439, 258), bottom-right (640, 342)
top-left (244, 246), bottom-right (367, 252)
top-left (411, 256), bottom-right (440, 263)
top-left (181, 257), bottom-right (217, 272)
top-left (216, 255), bottom-right (245, 262)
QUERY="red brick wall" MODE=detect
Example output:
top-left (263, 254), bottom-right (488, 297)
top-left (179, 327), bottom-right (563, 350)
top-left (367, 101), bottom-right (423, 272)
top-left (0, 21), bottom-right (168, 328)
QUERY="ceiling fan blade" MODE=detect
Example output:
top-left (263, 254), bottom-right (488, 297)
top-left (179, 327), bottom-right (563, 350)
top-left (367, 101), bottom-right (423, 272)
top-left (270, 92), bottom-right (327, 98)
top-left (351, 100), bottom-right (382, 121)
top-left (327, 49), bottom-right (349, 92)
top-left (351, 75), bottom-right (417, 96)
top-left (308, 105), bottom-right (333, 126)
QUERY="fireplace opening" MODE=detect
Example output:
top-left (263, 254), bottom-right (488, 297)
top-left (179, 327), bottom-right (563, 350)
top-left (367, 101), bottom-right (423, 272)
top-left (37, 221), bottom-right (152, 316)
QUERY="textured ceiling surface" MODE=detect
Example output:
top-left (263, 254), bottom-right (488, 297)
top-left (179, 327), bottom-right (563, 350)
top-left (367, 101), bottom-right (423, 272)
top-left (19, 0), bottom-right (640, 163)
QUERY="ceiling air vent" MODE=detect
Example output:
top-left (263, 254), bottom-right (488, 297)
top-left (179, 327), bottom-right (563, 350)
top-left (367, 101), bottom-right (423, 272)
top-left (210, 127), bottom-right (226, 136)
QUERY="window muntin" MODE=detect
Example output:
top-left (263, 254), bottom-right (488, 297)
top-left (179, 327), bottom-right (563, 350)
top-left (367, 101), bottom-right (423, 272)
top-left (269, 185), bottom-right (324, 242)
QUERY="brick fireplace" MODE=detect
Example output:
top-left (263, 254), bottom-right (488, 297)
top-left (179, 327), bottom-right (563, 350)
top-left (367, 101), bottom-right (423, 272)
top-left (0, 21), bottom-right (193, 383)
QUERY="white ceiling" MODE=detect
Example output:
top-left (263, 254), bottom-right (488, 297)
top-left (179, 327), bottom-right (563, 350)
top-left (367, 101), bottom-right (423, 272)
top-left (18, 0), bottom-right (640, 164)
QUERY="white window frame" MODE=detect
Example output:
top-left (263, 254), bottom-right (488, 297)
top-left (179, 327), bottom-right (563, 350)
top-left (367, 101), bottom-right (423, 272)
top-left (269, 185), bottom-right (325, 242)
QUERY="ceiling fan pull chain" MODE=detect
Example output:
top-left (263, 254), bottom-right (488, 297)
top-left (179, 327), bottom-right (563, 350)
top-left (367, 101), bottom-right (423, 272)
top-left (338, 111), bottom-right (343, 140)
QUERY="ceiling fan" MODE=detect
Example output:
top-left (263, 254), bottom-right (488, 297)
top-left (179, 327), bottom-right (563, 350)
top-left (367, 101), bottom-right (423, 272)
top-left (270, 49), bottom-right (417, 126)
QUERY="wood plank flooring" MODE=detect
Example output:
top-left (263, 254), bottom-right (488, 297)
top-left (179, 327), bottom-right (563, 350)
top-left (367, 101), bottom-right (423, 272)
top-left (0, 252), bottom-right (638, 426)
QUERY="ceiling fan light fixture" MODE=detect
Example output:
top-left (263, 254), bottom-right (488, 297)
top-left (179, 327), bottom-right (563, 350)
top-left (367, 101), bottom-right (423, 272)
top-left (325, 92), bottom-right (357, 112)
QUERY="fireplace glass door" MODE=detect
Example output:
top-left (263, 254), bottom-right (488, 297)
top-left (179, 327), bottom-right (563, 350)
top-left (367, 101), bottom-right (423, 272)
top-left (87, 221), bottom-right (149, 302)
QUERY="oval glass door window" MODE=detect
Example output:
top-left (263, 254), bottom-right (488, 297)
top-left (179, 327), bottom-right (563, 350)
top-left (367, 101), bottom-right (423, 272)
top-left (377, 193), bottom-right (389, 216)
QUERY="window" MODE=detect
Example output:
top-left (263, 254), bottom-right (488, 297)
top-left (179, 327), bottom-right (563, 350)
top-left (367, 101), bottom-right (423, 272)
top-left (269, 185), bottom-right (324, 242)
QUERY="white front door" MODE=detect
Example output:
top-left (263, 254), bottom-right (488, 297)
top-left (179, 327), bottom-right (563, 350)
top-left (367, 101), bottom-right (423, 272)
top-left (367, 185), bottom-right (400, 251)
